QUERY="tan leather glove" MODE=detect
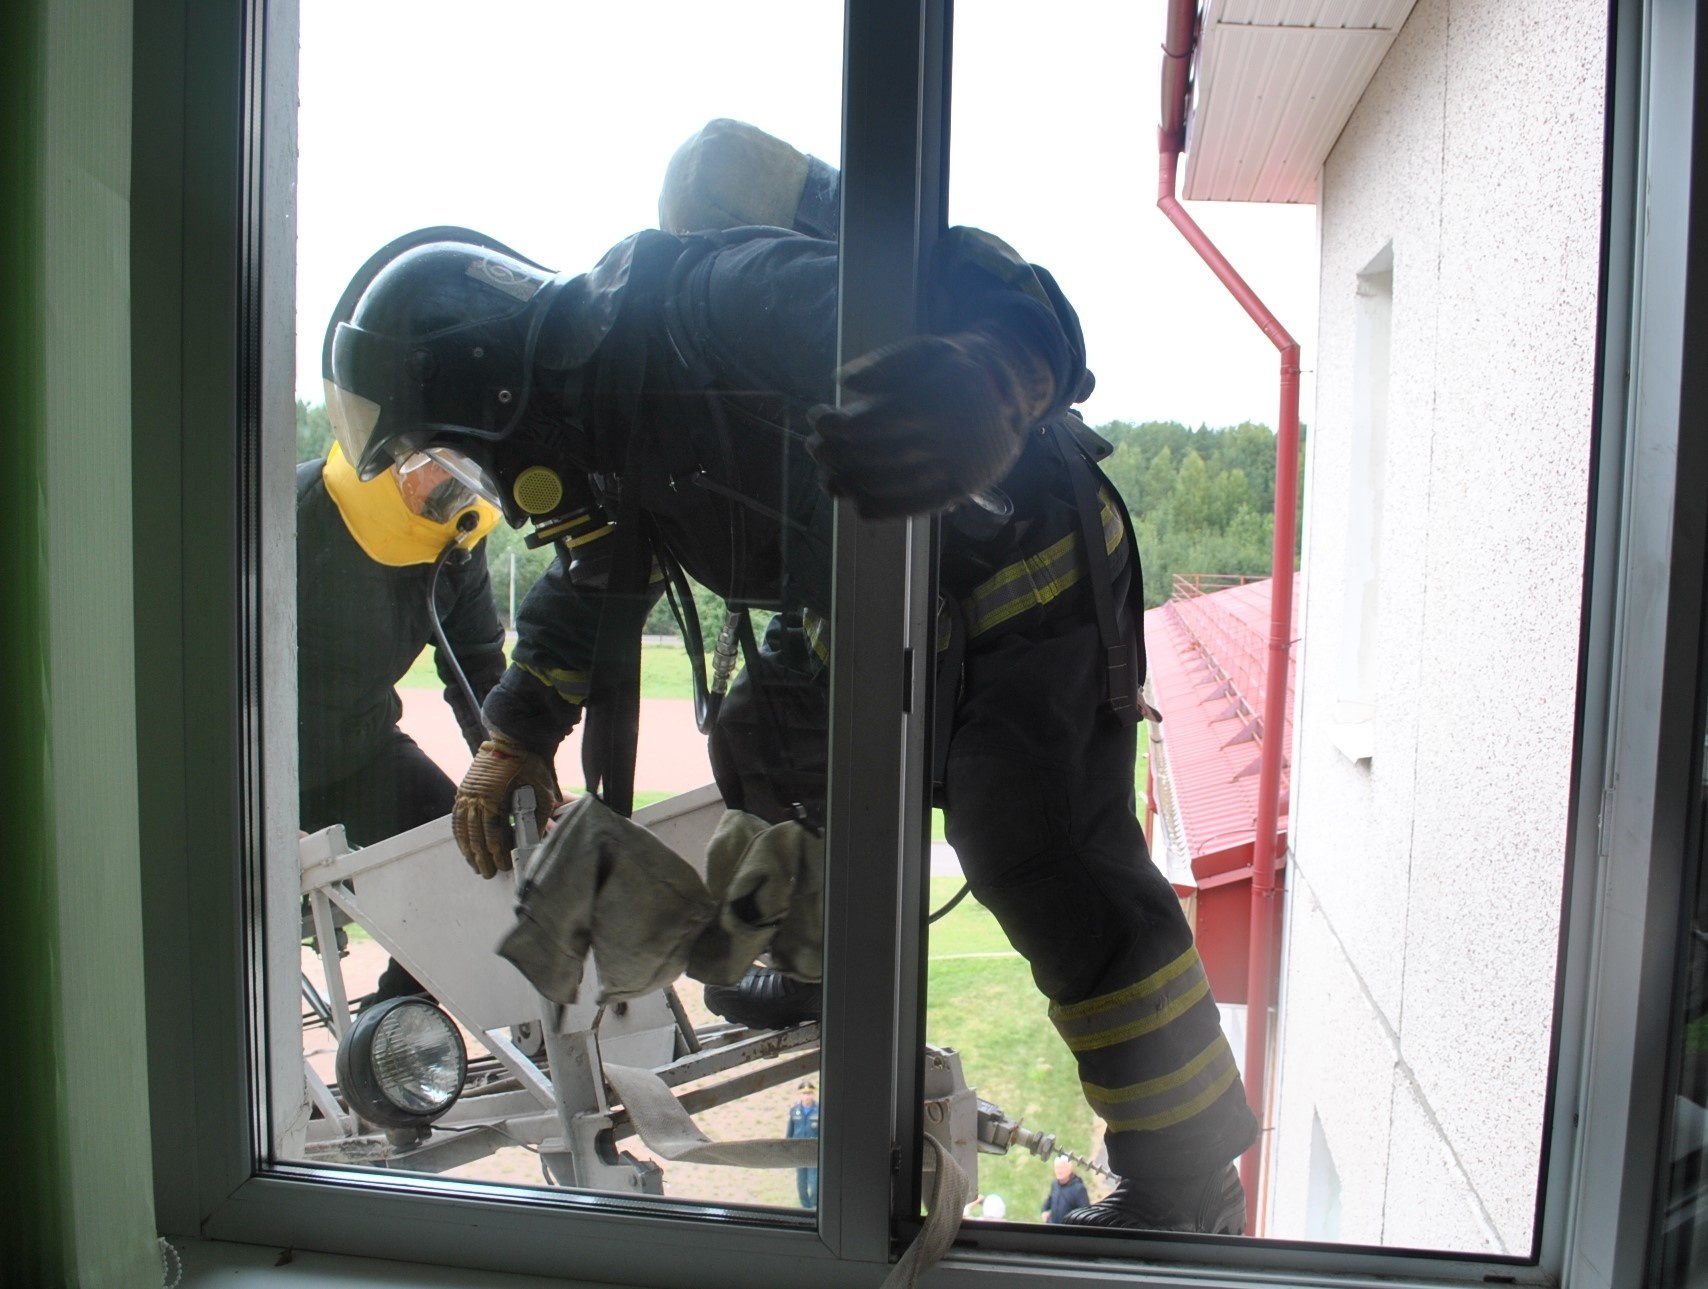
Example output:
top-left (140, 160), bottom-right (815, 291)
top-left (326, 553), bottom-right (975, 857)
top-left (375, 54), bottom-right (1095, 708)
top-left (452, 732), bottom-right (557, 879)
top-left (805, 323), bottom-right (1056, 518)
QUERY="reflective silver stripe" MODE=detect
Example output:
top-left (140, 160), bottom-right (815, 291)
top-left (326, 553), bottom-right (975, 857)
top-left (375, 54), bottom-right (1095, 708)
top-left (1049, 946), bottom-right (1209, 1053)
top-left (1083, 1034), bottom-right (1241, 1132)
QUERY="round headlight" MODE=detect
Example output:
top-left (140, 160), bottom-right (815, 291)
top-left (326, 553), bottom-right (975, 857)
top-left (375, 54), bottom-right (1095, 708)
top-left (335, 996), bottom-right (468, 1129)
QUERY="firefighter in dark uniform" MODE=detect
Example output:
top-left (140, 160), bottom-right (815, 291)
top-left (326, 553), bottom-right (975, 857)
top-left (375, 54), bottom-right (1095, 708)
top-left (297, 441), bottom-right (507, 1001)
top-left (318, 137), bottom-right (1257, 1230)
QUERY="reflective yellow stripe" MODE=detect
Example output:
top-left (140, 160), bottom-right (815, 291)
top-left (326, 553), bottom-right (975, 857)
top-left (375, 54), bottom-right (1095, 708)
top-left (965, 532), bottom-right (1080, 636)
top-left (1098, 488), bottom-right (1122, 555)
top-left (519, 662), bottom-right (591, 707)
top-left (1082, 1037), bottom-right (1228, 1104)
top-left (1050, 947), bottom-right (1209, 1053)
top-left (1098, 1063), bottom-right (1239, 1133)
top-left (1081, 1035), bottom-right (1240, 1131)
top-left (1052, 945), bottom-right (1199, 1022)
top-left (803, 611), bottom-right (831, 664)
top-left (1056, 974), bottom-right (1210, 1053)
top-left (962, 490), bottom-right (1125, 639)
top-left (566, 523), bottom-right (612, 548)
top-left (531, 511), bottom-right (599, 541)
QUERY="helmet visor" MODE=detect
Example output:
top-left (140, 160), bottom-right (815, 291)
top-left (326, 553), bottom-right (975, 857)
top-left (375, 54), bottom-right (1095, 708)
top-left (324, 377), bottom-right (386, 477)
top-left (396, 453), bottom-right (480, 523)
top-left (422, 446), bottom-right (506, 512)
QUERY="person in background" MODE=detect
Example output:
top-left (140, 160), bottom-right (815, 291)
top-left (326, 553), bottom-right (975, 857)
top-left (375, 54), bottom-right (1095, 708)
top-left (1041, 1155), bottom-right (1092, 1224)
top-left (786, 1080), bottom-right (820, 1208)
top-left (964, 1193), bottom-right (1007, 1221)
top-left (297, 442), bottom-right (508, 1004)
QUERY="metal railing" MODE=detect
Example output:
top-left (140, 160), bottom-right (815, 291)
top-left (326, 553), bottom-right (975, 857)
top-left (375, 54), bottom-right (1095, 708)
top-left (1171, 571), bottom-right (1265, 600)
top-left (1159, 575), bottom-right (1294, 770)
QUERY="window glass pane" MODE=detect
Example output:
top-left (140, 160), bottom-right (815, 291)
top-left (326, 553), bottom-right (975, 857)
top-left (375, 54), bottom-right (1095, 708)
top-left (284, 0), bottom-right (846, 1212)
top-left (932, 0), bottom-right (1606, 1255)
top-left (1654, 610), bottom-right (1708, 1282)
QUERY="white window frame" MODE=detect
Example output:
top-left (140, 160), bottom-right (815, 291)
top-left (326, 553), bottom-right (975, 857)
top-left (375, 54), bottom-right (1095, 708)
top-left (135, 0), bottom-right (1708, 1285)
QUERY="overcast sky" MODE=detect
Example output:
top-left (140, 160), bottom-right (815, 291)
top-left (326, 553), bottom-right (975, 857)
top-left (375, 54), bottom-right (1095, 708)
top-left (296, 1), bottom-right (1319, 431)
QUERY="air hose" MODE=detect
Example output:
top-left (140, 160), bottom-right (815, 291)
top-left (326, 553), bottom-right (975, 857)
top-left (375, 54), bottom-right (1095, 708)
top-left (426, 512), bottom-right (484, 720)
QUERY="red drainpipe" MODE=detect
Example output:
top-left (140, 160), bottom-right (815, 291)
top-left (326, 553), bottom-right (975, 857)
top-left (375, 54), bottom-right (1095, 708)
top-left (1157, 0), bottom-right (1302, 1229)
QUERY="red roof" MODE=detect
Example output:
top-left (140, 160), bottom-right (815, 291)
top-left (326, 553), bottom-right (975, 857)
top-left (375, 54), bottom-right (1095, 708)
top-left (1144, 577), bottom-right (1297, 874)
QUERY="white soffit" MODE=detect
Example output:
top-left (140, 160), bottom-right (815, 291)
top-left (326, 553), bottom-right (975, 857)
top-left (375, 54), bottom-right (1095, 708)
top-left (1181, 0), bottom-right (1418, 204)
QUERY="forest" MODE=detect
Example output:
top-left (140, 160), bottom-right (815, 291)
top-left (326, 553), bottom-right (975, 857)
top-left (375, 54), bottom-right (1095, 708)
top-left (1094, 416), bottom-right (1305, 607)
top-left (297, 401), bottom-right (1302, 629)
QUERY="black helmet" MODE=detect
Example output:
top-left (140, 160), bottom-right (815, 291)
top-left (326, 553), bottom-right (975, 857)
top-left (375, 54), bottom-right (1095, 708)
top-left (323, 227), bottom-right (578, 524)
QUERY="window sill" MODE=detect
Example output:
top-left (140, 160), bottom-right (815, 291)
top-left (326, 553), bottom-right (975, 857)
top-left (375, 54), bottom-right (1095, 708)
top-left (174, 1237), bottom-right (605, 1288)
top-left (1328, 720), bottom-right (1374, 763)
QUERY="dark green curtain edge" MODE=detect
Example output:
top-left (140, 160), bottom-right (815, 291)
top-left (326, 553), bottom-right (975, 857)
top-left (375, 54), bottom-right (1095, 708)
top-left (0, 0), bottom-right (72, 1284)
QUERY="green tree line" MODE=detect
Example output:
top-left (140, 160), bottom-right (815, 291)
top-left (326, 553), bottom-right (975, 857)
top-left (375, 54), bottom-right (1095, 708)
top-left (299, 400), bottom-right (1303, 626)
top-left (1095, 418), bottom-right (1305, 608)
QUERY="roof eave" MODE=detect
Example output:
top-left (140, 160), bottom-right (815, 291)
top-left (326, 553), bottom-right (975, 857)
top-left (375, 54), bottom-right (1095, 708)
top-left (1179, 0), bottom-right (1419, 204)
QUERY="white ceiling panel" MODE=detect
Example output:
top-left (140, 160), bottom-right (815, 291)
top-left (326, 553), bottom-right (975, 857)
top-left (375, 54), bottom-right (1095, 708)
top-left (1215, 0), bottom-right (1412, 27)
top-left (1181, 0), bottom-right (1417, 203)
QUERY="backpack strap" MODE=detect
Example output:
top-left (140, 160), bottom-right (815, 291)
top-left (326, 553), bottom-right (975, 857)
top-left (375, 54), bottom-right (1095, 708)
top-left (578, 324), bottom-right (655, 817)
top-left (1049, 417), bottom-right (1145, 724)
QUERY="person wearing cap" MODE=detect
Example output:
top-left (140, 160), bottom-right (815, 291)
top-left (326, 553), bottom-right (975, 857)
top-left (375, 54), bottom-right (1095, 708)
top-left (786, 1081), bottom-right (820, 1208)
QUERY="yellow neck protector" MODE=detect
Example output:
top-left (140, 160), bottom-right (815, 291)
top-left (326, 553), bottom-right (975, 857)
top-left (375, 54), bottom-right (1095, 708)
top-left (321, 443), bottom-right (500, 567)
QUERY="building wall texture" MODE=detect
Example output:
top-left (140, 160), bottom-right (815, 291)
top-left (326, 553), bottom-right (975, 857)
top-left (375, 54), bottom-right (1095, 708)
top-left (1270, 0), bottom-right (1606, 1253)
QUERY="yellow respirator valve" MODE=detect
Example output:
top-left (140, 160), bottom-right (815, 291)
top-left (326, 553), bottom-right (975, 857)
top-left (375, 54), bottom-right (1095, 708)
top-left (514, 466), bottom-right (565, 515)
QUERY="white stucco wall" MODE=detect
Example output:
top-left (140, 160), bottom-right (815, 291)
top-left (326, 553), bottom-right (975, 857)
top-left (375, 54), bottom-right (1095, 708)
top-left (1269, 0), bottom-right (1605, 1253)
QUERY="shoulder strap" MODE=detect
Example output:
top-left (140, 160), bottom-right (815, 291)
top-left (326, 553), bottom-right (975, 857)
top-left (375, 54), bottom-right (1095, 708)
top-left (578, 327), bottom-right (655, 817)
top-left (578, 489), bottom-right (648, 818)
top-left (1050, 418), bottom-right (1144, 725)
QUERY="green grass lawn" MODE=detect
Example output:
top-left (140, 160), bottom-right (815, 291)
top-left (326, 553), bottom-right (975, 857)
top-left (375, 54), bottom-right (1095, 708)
top-left (925, 875), bottom-right (1103, 1218)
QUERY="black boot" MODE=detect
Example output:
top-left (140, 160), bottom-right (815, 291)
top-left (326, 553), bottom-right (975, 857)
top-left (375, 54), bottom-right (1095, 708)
top-left (355, 958), bottom-right (431, 1014)
top-left (703, 966), bottom-right (822, 1030)
top-left (1062, 1164), bottom-right (1245, 1234)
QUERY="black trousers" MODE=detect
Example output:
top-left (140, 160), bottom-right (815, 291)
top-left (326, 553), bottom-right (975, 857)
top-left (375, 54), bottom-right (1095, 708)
top-left (300, 729), bottom-right (456, 847)
top-left (709, 564), bottom-right (1256, 1181)
top-left (299, 730), bottom-right (455, 1000)
top-left (942, 573), bottom-right (1256, 1180)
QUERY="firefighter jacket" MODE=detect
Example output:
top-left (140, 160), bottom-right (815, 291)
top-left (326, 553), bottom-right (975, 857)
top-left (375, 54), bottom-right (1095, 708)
top-left (297, 457), bottom-right (507, 791)
top-left (480, 224), bottom-right (1120, 757)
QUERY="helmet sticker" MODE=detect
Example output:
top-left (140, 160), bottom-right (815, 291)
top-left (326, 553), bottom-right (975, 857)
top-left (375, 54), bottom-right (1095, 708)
top-left (466, 256), bottom-right (539, 303)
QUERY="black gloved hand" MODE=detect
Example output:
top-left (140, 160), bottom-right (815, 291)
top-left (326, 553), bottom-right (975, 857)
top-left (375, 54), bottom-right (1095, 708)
top-left (806, 324), bottom-right (1054, 519)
